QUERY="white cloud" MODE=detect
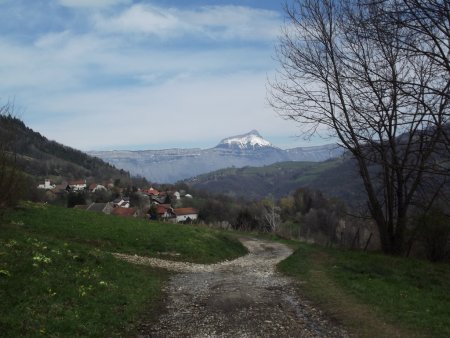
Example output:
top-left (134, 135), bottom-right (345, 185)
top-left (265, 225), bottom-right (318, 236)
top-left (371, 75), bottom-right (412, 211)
top-left (34, 31), bottom-right (72, 48)
top-left (95, 4), bottom-right (181, 36)
top-left (95, 4), bottom-right (281, 41)
top-left (0, 34), bottom-right (112, 91)
top-left (0, 26), bottom-right (273, 94)
top-left (0, 29), bottom-right (284, 149)
top-left (57, 0), bottom-right (129, 8)
top-left (182, 5), bottom-right (281, 40)
top-left (24, 71), bottom-right (302, 150)
top-left (0, 1), bottom-right (302, 151)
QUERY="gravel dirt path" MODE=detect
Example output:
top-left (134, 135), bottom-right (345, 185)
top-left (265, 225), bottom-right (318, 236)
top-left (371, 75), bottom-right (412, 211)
top-left (114, 237), bottom-right (348, 337)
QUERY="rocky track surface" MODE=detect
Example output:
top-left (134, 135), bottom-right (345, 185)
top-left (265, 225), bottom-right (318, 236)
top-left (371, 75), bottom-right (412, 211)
top-left (114, 238), bottom-right (348, 337)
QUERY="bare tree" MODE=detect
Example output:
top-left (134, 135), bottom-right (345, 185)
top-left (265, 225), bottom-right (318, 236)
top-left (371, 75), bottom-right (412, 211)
top-left (384, 0), bottom-right (450, 159)
top-left (261, 196), bottom-right (281, 233)
top-left (269, 0), bottom-right (449, 255)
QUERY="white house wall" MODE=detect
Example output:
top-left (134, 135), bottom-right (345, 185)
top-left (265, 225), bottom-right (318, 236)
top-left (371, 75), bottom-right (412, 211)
top-left (176, 214), bottom-right (198, 222)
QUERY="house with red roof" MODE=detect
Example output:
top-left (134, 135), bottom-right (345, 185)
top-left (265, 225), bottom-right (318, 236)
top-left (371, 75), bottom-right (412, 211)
top-left (173, 208), bottom-right (198, 223)
top-left (89, 183), bottom-right (107, 192)
top-left (146, 187), bottom-right (160, 196)
top-left (111, 207), bottom-right (139, 218)
top-left (155, 204), bottom-right (175, 219)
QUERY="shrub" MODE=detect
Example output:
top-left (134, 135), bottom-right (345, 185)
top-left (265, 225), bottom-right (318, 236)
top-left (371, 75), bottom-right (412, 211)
top-left (417, 208), bottom-right (450, 262)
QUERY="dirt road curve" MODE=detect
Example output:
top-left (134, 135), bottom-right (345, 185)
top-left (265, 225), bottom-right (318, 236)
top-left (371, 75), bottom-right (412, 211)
top-left (114, 238), bottom-right (348, 337)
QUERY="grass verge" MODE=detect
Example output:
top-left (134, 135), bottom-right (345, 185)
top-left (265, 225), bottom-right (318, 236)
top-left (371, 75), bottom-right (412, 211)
top-left (278, 243), bottom-right (450, 337)
top-left (6, 202), bottom-right (247, 264)
top-left (0, 202), bottom-right (247, 336)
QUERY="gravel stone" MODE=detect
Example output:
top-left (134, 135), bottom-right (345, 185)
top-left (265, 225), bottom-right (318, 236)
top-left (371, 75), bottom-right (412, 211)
top-left (114, 238), bottom-right (349, 337)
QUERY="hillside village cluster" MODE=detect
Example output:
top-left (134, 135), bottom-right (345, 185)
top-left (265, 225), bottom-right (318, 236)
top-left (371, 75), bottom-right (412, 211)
top-left (37, 179), bottom-right (199, 223)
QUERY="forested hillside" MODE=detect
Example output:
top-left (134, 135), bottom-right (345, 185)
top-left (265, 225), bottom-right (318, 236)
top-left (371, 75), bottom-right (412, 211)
top-left (0, 114), bottom-right (130, 182)
top-left (185, 157), bottom-right (366, 207)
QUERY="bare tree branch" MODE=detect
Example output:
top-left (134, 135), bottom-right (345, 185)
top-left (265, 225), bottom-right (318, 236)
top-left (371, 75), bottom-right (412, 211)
top-left (269, 0), bottom-right (450, 255)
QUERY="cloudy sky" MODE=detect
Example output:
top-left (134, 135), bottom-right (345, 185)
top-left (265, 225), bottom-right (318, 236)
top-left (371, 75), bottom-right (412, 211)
top-left (0, 0), bottom-right (315, 151)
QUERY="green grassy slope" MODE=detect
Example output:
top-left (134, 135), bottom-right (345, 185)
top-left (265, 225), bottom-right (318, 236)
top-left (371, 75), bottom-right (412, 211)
top-left (6, 203), bottom-right (246, 264)
top-left (0, 203), bottom-right (247, 336)
top-left (278, 243), bottom-right (450, 337)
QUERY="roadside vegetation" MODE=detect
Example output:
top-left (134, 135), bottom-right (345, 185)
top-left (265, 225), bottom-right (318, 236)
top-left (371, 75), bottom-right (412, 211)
top-left (0, 202), bottom-right (247, 337)
top-left (278, 243), bottom-right (450, 337)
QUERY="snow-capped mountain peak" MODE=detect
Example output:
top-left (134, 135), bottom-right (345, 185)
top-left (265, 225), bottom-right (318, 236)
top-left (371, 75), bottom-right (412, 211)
top-left (217, 130), bottom-right (273, 149)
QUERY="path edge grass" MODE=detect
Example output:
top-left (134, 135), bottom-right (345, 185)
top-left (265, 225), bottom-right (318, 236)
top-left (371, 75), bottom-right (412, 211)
top-left (277, 243), bottom-right (447, 338)
top-left (0, 203), bottom-right (248, 337)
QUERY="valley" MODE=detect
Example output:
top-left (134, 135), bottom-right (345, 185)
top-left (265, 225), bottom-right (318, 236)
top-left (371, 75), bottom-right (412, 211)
top-left (89, 130), bottom-right (344, 183)
top-left (1, 0), bottom-right (449, 336)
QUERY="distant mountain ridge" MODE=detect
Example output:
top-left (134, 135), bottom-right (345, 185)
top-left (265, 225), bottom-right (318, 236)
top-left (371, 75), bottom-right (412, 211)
top-left (184, 126), bottom-right (450, 205)
top-left (89, 130), bottom-right (344, 183)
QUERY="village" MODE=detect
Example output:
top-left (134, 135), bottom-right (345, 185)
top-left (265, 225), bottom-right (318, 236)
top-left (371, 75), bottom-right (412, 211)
top-left (36, 178), bottom-right (199, 223)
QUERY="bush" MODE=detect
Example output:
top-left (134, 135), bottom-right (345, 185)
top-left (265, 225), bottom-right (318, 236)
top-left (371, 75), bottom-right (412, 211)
top-left (417, 208), bottom-right (450, 262)
top-left (67, 192), bottom-right (87, 208)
